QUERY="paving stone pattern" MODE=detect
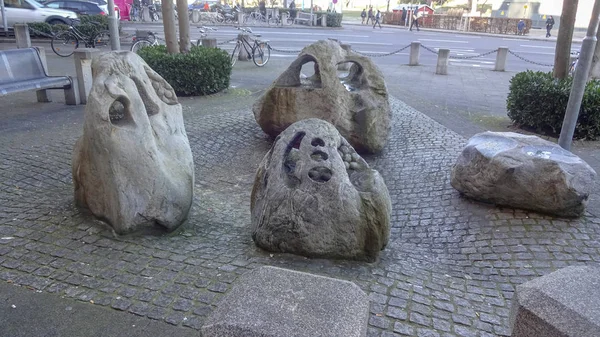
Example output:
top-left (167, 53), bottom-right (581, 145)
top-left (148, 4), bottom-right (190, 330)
top-left (1, 97), bottom-right (600, 336)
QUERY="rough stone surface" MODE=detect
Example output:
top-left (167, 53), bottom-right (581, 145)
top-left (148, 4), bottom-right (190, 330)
top-left (71, 51), bottom-right (195, 234)
top-left (3, 95), bottom-right (600, 336)
top-left (252, 39), bottom-right (391, 154)
top-left (509, 266), bottom-right (600, 337)
top-left (202, 266), bottom-right (369, 337)
top-left (250, 118), bottom-right (391, 262)
top-left (451, 131), bottom-right (596, 217)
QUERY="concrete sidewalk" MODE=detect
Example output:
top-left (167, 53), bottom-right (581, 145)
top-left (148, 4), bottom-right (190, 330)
top-left (1, 40), bottom-right (599, 337)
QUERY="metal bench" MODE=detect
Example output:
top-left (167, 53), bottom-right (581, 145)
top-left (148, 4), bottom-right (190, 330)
top-left (0, 47), bottom-right (79, 105)
top-left (294, 12), bottom-right (313, 25)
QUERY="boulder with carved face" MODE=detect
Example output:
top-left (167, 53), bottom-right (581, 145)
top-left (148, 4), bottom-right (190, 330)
top-left (72, 51), bottom-right (195, 234)
top-left (252, 39), bottom-right (391, 154)
top-left (250, 118), bottom-right (391, 262)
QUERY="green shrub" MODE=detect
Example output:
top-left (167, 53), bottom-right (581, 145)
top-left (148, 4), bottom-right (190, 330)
top-left (326, 12), bottom-right (343, 27)
top-left (137, 45), bottom-right (232, 96)
top-left (78, 14), bottom-right (121, 36)
top-left (507, 70), bottom-right (600, 140)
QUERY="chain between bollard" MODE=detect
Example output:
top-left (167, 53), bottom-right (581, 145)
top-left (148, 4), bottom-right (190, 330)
top-left (27, 27), bottom-right (56, 38)
top-left (269, 45), bottom-right (302, 53)
top-left (350, 44), bottom-right (411, 57)
top-left (420, 44), bottom-right (439, 55)
top-left (217, 37), bottom-right (237, 45)
top-left (449, 49), bottom-right (497, 59)
top-left (508, 49), bottom-right (554, 67)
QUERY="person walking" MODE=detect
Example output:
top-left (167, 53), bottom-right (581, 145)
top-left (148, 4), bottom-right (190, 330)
top-left (373, 9), bottom-right (382, 29)
top-left (409, 10), bottom-right (421, 31)
top-left (517, 19), bottom-right (525, 35)
top-left (361, 8), bottom-right (367, 24)
top-left (546, 15), bottom-right (555, 37)
top-left (366, 6), bottom-right (373, 25)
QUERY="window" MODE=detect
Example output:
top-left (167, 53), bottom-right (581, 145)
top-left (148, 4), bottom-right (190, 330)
top-left (45, 2), bottom-right (62, 8)
top-left (5, 0), bottom-right (34, 9)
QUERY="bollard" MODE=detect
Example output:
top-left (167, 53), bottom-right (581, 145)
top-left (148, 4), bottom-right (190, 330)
top-left (409, 41), bottom-right (420, 66)
top-left (321, 14), bottom-right (327, 27)
top-left (238, 34), bottom-right (250, 61)
top-left (74, 48), bottom-right (99, 104)
top-left (202, 38), bottom-right (217, 48)
top-left (14, 24), bottom-right (31, 49)
top-left (436, 48), bottom-right (450, 75)
top-left (192, 10), bottom-right (200, 23)
top-left (34, 47), bottom-right (51, 102)
top-left (494, 47), bottom-right (508, 71)
top-left (338, 44), bottom-right (352, 70)
top-left (141, 6), bottom-right (151, 22)
top-left (281, 13), bottom-right (287, 25)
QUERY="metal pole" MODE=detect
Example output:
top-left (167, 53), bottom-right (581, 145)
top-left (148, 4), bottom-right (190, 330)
top-left (558, 0), bottom-right (600, 150)
top-left (310, 0), bottom-right (313, 26)
top-left (1, 0), bottom-right (7, 37)
top-left (106, 0), bottom-right (120, 50)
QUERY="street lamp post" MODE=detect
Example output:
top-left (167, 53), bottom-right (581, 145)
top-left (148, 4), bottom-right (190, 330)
top-left (558, 0), bottom-right (600, 150)
top-left (1, 0), bottom-right (8, 37)
top-left (106, 0), bottom-right (120, 50)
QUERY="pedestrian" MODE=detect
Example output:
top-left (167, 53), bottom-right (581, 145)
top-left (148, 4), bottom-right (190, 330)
top-left (546, 15), bottom-right (555, 38)
top-left (409, 10), bottom-right (421, 31)
top-left (289, 0), bottom-right (296, 20)
top-left (373, 9), bottom-right (382, 29)
top-left (203, 1), bottom-right (209, 11)
top-left (259, 0), bottom-right (266, 18)
top-left (517, 20), bottom-right (525, 35)
top-left (401, 7), bottom-right (406, 26)
top-left (361, 8), bottom-right (367, 24)
top-left (366, 6), bottom-right (373, 25)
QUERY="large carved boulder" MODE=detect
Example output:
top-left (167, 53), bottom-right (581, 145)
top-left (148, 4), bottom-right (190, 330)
top-left (451, 132), bottom-right (596, 217)
top-left (250, 118), bottom-right (391, 262)
top-left (252, 39), bottom-right (391, 154)
top-left (72, 51), bottom-right (194, 234)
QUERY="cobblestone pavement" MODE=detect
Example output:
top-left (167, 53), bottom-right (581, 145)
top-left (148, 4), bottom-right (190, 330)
top-left (1, 95), bottom-right (600, 337)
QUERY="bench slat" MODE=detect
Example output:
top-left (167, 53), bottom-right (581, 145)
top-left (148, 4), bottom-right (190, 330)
top-left (0, 77), bottom-right (72, 96)
top-left (0, 48), bottom-right (47, 84)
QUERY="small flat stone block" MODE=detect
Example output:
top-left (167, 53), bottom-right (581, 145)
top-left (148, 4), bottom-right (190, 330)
top-left (510, 266), bottom-right (600, 337)
top-left (201, 266), bottom-right (369, 337)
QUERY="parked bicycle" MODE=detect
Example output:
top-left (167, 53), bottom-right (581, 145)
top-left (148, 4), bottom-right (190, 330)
top-left (231, 26), bottom-right (271, 67)
top-left (51, 19), bottom-right (110, 57)
top-left (569, 50), bottom-right (580, 76)
top-left (130, 30), bottom-right (159, 53)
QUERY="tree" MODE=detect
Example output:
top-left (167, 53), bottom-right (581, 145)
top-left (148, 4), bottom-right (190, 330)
top-left (553, 0), bottom-right (579, 79)
top-left (177, 0), bottom-right (190, 53)
top-left (161, 0), bottom-right (179, 54)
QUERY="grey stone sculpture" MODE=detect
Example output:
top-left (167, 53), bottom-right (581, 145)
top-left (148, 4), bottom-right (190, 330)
top-left (451, 131), bottom-right (596, 217)
top-left (250, 118), bottom-right (391, 262)
top-left (202, 266), bottom-right (370, 337)
top-left (510, 266), bottom-right (600, 337)
top-left (252, 39), bottom-right (391, 154)
top-left (72, 51), bottom-right (194, 234)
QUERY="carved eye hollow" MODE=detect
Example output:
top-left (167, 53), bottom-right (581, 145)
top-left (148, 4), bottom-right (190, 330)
top-left (109, 97), bottom-right (133, 126)
top-left (311, 138), bottom-right (325, 147)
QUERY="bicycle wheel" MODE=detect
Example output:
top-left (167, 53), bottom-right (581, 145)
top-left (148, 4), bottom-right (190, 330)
top-left (92, 30), bottom-right (110, 49)
top-left (51, 31), bottom-right (78, 57)
top-left (252, 42), bottom-right (270, 67)
top-left (131, 39), bottom-right (153, 53)
top-left (231, 43), bottom-right (241, 66)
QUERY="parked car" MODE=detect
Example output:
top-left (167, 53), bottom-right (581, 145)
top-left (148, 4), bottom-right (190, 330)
top-left (41, 0), bottom-right (120, 18)
top-left (0, 0), bottom-right (77, 27)
top-left (45, 0), bottom-right (105, 16)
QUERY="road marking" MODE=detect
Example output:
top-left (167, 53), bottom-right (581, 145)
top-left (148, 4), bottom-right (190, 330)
top-left (520, 45), bottom-right (555, 49)
top-left (512, 50), bottom-right (554, 55)
top-left (417, 39), bottom-right (469, 43)
top-left (503, 38), bottom-right (522, 41)
top-left (453, 35), bottom-right (481, 39)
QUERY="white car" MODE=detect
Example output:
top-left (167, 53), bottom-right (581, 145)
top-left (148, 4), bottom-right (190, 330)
top-left (0, 0), bottom-right (78, 27)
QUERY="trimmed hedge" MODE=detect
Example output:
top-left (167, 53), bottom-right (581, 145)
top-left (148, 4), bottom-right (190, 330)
top-left (507, 71), bottom-right (600, 140)
top-left (137, 45), bottom-right (232, 96)
top-left (27, 15), bottom-right (119, 38)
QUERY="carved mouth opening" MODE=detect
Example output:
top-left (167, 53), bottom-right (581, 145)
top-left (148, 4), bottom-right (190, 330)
top-left (337, 61), bottom-right (363, 92)
top-left (109, 97), bottom-right (133, 126)
top-left (308, 166), bottom-right (332, 183)
top-left (311, 150), bottom-right (328, 161)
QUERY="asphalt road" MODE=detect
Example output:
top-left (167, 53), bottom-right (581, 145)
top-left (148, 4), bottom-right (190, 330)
top-left (121, 22), bottom-right (563, 73)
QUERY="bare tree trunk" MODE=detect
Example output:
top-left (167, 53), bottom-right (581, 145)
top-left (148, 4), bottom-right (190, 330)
top-left (588, 24), bottom-right (600, 79)
top-left (161, 0), bottom-right (179, 54)
top-left (554, 0), bottom-right (579, 79)
top-left (176, 0), bottom-right (190, 53)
